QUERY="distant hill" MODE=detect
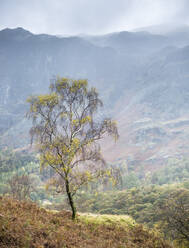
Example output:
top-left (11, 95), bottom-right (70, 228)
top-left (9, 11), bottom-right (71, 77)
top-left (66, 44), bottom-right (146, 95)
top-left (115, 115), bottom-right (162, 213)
top-left (133, 23), bottom-right (189, 47)
top-left (133, 23), bottom-right (189, 35)
top-left (83, 30), bottom-right (170, 55)
top-left (0, 27), bottom-right (189, 174)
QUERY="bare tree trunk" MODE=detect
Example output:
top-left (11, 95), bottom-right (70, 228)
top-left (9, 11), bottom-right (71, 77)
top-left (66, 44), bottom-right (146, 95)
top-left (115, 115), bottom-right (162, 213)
top-left (65, 179), bottom-right (76, 220)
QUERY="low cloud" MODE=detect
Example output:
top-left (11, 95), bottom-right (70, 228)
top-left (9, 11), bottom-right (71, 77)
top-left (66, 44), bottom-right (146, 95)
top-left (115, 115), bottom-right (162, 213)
top-left (0, 0), bottom-right (188, 35)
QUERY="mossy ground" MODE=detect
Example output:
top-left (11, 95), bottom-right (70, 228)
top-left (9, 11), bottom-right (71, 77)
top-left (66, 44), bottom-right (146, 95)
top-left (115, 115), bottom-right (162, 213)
top-left (79, 213), bottom-right (135, 228)
top-left (0, 196), bottom-right (172, 248)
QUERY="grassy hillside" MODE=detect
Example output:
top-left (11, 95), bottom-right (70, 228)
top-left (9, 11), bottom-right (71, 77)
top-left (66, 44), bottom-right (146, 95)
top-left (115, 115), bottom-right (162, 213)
top-left (0, 149), bottom-right (188, 247)
top-left (73, 183), bottom-right (189, 248)
top-left (0, 197), bottom-right (172, 248)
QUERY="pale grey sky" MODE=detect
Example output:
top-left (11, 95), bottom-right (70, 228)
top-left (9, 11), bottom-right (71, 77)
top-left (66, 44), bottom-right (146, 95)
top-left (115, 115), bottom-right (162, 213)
top-left (0, 0), bottom-right (188, 35)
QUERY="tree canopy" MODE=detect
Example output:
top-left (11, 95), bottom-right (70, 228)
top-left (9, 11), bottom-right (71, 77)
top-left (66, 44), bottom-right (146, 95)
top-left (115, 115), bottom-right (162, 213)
top-left (27, 77), bottom-right (118, 219)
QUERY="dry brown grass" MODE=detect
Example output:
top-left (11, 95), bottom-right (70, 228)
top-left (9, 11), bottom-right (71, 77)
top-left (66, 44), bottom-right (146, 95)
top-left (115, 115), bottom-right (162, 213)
top-left (0, 196), bottom-right (173, 248)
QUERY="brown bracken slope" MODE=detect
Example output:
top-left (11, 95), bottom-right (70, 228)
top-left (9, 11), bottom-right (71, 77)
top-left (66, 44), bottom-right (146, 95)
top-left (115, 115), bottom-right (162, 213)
top-left (0, 197), bottom-right (172, 248)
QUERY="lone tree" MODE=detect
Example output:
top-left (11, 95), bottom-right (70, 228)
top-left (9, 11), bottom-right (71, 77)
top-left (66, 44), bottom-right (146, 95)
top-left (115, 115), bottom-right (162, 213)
top-left (27, 78), bottom-right (118, 219)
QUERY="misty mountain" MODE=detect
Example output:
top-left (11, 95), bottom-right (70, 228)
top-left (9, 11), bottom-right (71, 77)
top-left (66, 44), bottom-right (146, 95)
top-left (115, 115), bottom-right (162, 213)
top-left (83, 31), bottom-right (171, 55)
top-left (133, 23), bottom-right (189, 34)
top-left (0, 26), bottom-right (189, 171)
top-left (0, 28), bottom-right (117, 133)
top-left (133, 23), bottom-right (189, 47)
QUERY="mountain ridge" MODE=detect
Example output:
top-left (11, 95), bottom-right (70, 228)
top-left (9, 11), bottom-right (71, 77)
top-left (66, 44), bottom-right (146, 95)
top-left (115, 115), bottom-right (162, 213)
top-left (0, 26), bottom-right (189, 173)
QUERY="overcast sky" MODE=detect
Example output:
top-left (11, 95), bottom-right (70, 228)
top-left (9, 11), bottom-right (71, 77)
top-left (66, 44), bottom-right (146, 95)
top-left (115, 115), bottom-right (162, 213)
top-left (0, 0), bottom-right (189, 35)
